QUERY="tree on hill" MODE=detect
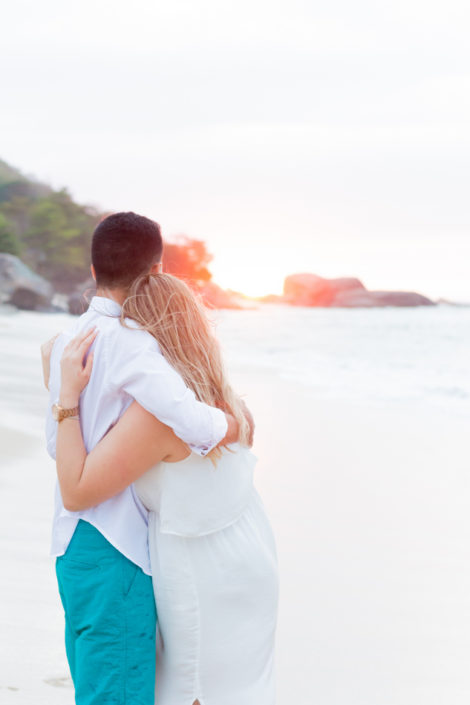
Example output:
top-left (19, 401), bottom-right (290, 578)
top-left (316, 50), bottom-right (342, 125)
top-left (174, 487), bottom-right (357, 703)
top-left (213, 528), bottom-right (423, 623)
top-left (0, 159), bottom-right (25, 185)
top-left (0, 213), bottom-right (21, 255)
top-left (0, 196), bottom-right (33, 237)
top-left (21, 189), bottom-right (101, 289)
top-left (0, 158), bottom-right (219, 295)
top-left (0, 159), bottom-right (50, 202)
top-left (0, 158), bottom-right (103, 291)
top-left (163, 236), bottom-right (213, 285)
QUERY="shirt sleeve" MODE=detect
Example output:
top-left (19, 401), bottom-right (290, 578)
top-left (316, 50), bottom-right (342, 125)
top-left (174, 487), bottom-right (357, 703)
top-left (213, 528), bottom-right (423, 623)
top-left (45, 336), bottom-right (66, 460)
top-left (46, 403), bottom-right (57, 459)
top-left (108, 328), bottom-right (228, 456)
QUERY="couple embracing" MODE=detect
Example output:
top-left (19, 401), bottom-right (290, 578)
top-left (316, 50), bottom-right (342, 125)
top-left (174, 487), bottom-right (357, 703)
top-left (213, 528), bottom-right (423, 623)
top-left (42, 212), bottom-right (279, 705)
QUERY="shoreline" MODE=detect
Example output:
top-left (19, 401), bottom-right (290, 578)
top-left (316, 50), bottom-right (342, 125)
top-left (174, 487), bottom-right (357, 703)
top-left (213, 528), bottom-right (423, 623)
top-left (2, 298), bottom-right (470, 321)
top-left (0, 309), bottom-right (469, 703)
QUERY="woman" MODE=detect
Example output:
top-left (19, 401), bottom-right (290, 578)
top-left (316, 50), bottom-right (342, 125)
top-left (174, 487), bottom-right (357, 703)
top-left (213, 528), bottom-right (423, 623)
top-left (54, 273), bottom-right (279, 705)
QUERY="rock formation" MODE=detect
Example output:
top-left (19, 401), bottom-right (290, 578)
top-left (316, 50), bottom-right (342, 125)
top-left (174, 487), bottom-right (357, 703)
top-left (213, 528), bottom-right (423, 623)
top-left (282, 273), bottom-right (434, 308)
top-left (68, 278), bottom-right (96, 315)
top-left (198, 281), bottom-right (243, 309)
top-left (0, 254), bottom-right (53, 310)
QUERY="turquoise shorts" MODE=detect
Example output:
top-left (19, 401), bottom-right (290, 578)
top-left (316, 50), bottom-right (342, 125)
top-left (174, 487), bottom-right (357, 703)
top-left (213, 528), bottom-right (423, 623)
top-left (56, 520), bottom-right (156, 704)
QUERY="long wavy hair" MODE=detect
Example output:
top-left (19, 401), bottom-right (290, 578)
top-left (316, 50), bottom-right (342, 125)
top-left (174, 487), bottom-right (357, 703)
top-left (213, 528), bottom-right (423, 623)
top-left (121, 273), bottom-right (250, 446)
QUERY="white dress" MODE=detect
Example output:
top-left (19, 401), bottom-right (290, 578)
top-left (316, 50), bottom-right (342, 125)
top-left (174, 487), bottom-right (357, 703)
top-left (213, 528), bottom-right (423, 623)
top-left (135, 444), bottom-right (279, 705)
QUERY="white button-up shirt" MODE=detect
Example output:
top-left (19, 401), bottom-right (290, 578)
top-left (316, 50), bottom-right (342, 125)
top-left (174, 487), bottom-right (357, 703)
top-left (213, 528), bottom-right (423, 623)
top-left (46, 296), bottom-right (227, 574)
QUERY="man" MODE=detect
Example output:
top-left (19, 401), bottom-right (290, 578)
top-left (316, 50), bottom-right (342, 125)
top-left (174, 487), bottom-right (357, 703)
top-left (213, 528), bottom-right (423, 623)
top-left (45, 212), bottom-right (249, 704)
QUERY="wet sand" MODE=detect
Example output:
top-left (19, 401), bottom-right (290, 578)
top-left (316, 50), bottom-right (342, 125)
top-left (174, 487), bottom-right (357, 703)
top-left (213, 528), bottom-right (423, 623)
top-left (0, 309), bottom-right (469, 704)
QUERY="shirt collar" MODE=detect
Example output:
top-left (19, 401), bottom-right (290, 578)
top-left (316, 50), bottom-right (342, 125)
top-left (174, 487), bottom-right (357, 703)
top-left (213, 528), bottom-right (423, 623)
top-left (89, 296), bottom-right (122, 317)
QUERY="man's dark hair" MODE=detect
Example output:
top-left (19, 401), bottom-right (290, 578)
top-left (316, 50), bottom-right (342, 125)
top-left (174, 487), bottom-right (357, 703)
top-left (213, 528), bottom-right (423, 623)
top-left (92, 212), bottom-right (163, 289)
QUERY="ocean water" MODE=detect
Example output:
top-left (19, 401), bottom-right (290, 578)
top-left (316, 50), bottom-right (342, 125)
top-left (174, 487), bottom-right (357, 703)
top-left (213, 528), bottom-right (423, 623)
top-left (0, 302), bottom-right (469, 430)
top-left (215, 303), bottom-right (470, 418)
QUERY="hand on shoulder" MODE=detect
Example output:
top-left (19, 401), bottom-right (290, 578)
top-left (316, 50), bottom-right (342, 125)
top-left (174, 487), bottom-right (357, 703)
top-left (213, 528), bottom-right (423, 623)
top-left (59, 328), bottom-right (97, 406)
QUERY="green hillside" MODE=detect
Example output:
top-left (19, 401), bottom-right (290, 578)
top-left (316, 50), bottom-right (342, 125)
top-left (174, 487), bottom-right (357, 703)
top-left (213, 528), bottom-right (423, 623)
top-left (0, 159), bottom-right (103, 292)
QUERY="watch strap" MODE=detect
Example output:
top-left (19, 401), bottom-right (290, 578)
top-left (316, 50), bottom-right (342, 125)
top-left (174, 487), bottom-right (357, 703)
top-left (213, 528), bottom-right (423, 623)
top-left (58, 406), bottom-right (80, 422)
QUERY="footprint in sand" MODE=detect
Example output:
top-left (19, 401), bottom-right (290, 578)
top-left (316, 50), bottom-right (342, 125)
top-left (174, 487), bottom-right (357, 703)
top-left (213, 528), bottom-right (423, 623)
top-left (44, 676), bottom-right (73, 688)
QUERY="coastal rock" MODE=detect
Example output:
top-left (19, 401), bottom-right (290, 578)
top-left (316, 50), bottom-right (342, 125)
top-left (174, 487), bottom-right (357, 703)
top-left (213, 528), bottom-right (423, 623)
top-left (0, 254), bottom-right (53, 310)
top-left (68, 278), bottom-right (96, 315)
top-left (284, 273), bottom-right (366, 306)
top-left (258, 294), bottom-right (285, 304)
top-left (333, 289), bottom-right (435, 308)
top-left (198, 281), bottom-right (242, 309)
top-left (283, 272), bottom-right (435, 308)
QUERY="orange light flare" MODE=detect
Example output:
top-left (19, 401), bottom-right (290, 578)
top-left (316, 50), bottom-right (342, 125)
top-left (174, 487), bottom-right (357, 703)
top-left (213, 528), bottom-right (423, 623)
top-left (212, 265), bottom-right (286, 299)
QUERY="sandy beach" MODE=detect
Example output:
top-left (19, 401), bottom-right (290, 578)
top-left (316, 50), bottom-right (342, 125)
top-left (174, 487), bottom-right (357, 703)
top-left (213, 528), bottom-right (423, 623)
top-left (1, 307), bottom-right (469, 704)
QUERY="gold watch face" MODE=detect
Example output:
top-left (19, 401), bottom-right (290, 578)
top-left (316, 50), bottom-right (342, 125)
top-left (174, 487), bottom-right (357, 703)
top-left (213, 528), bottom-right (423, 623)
top-left (52, 403), bottom-right (61, 422)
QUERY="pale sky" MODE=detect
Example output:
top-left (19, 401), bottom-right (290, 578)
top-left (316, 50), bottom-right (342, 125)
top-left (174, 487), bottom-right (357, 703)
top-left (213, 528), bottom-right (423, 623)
top-left (2, 0), bottom-right (469, 299)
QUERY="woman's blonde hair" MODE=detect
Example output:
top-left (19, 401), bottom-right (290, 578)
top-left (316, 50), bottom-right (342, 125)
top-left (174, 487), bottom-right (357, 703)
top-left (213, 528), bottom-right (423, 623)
top-left (121, 273), bottom-right (250, 447)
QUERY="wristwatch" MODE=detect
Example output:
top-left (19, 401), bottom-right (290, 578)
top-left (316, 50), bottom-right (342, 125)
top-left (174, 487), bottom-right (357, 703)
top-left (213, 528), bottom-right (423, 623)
top-left (52, 403), bottom-right (80, 423)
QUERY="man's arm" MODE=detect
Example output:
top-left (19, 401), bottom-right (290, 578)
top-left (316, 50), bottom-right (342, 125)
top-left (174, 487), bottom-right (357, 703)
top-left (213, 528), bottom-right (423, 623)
top-left (109, 328), bottom-right (239, 456)
top-left (46, 324), bottom-right (251, 459)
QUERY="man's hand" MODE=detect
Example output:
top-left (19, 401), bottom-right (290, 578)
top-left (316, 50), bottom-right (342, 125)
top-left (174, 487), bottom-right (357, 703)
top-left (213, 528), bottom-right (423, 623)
top-left (222, 413), bottom-right (239, 446)
top-left (240, 399), bottom-right (255, 447)
top-left (221, 401), bottom-right (255, 448)
top-left (41, 333), bottom-right (60, 390)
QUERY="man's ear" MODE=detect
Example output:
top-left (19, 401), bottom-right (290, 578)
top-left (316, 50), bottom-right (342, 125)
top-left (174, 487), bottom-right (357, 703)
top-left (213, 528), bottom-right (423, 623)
top-left (149, 262), bottom-right (163, 275)
top-left (90, 264), bottom-right (97, 282)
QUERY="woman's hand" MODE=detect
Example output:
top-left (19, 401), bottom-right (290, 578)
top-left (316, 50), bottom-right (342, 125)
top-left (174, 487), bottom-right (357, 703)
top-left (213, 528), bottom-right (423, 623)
top-left (40, 333), bottom-right (60, 390)
top-left (59, 328), bottom-right (97, 407)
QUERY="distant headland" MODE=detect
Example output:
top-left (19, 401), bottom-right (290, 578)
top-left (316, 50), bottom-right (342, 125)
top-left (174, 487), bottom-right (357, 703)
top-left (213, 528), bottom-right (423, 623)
top-left (0, 157), bottom-right (436, 312)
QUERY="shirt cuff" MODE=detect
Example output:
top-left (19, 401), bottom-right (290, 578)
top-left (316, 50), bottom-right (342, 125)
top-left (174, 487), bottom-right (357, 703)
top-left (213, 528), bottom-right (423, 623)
top-left (191, 407), bottom-right (228, 457)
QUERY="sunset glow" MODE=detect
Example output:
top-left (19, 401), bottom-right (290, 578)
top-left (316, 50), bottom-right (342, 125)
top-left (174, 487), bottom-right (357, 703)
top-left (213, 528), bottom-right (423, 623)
top-left (1, 0), bottom-right (469, 301)
top-left (213, 252), bottom-right (287, 298)
top-left (209, 230), bottom-right (470, 301)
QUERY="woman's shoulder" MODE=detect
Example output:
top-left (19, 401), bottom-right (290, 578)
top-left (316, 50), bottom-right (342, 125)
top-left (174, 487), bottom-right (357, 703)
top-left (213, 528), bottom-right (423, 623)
top-left (163, 443), bottom-right (257, 468)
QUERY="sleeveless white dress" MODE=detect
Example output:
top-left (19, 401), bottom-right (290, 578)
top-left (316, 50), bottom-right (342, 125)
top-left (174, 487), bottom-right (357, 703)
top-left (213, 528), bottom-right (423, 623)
top-left (135, 444), bottom-right (279, 705)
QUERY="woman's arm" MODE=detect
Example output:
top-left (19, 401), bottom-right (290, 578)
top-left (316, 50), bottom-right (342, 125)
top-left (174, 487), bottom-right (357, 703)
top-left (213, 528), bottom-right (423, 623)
top-left (56, 329), bottom-right (180, 512)
top-left (57, 402), bottom-right (175, 511)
